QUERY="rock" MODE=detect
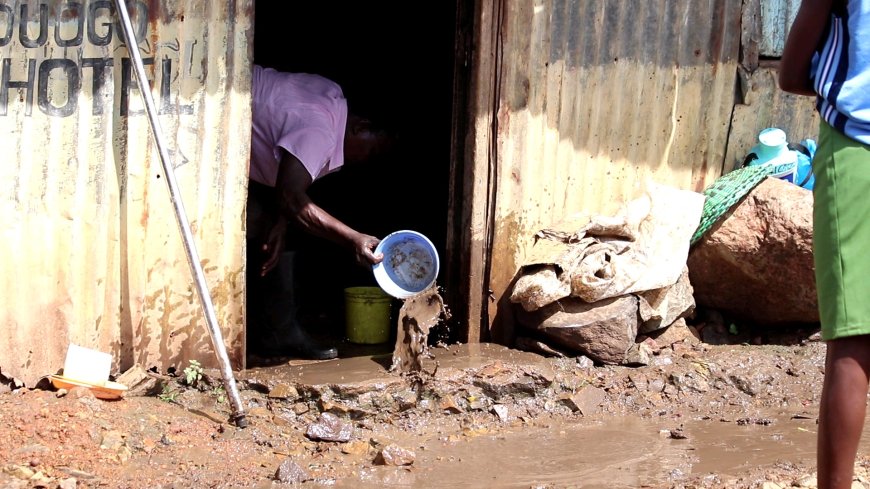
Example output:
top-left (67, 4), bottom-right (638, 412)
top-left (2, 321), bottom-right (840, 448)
top-left (491, 404), bottom-right (509, 422)
top-left (437, 395), bottom-right (463, 414)
top-left (340, 440), bottom-right (370, 456)
top-left (267, 383), bottom-right (299, 400)
top-left (670, 372), bottom-right (710, 393)
top-left (116, 365), bottom-right (160, 397)
top-left (99, 430), bottom-right (126, 450)
top-left (576, 356), bottom-right (595, 368)
top-left (515, 295), bottom-right (639, 365)
top-left (636, 267), bottom-right (695, 334)
top-left (274, 458), bottom-right (308, 484)
top-left (3, 465), bottom-right (35, 480)
top-left (688, 178), bottom-right (817, 325)
top-left (558, 386), bottom-right (606, 415)
top-left (629, 372), bottom-right (649, 391)
top-left (394, 390), bottom-right (418, 411)
top-left (293, 403), bottom-right (310, 415)
top-left (624, 342), bottom-right (653, 366)
top-left (376, 444), bottom-right (415, 466)
top-left (305, 412), bottom-right (353, 442)
top-left (58, 478), bottom-right (77, 489)
top-left (648, 318), bottom-right (699, 347)
top-left (794, 474), bottom-right (817, 488)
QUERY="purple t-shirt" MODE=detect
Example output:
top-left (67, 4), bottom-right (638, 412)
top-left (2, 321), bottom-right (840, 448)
top-left (249, 65), bottom-right (348, 186)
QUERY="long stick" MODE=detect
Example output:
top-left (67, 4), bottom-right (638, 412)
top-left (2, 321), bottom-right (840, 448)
top-left (114, 0), bottom-right (247, 428)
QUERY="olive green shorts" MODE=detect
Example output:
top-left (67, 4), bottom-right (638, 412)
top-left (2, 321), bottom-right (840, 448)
top-left (814, 121), bottom-right (870, 340)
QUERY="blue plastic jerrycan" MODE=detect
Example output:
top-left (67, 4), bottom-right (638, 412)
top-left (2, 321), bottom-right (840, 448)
top-left (795, 139), bottom-right (816, 190)
top-left (743, 127), bottom-right (815, 190)
top-left (744, 128), bottom-right (798, 184)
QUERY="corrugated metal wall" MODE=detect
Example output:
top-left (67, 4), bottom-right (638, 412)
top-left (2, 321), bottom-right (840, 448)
top-left (0, 0), bottom-right (252, 385)
top-left (480, 0), bottom-right (818, 337)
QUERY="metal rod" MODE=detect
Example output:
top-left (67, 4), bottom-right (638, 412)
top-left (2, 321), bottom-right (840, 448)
top-left (114, 0), bottom-right (247, 428)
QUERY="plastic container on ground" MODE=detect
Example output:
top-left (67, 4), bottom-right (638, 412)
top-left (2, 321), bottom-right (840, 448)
top-left (344, 286), bottom-right (392, 344)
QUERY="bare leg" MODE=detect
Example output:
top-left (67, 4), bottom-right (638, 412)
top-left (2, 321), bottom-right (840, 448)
top-left (818, 334), bottom-right (870, 489)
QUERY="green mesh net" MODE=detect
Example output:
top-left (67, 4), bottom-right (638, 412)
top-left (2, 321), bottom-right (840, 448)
top-left (690, 165), bottom-right (776, 245)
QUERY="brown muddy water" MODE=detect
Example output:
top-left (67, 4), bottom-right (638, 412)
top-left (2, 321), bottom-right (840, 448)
top-left (245, 343), bottom-right (870, 489)
top-left (302, 414), bottom-right (826, 489)
top-left (391, 286), bottom-right (450, 374)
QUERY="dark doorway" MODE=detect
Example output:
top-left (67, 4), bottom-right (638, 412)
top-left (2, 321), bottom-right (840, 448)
top-left (249, 2), bottom-right (458, 355)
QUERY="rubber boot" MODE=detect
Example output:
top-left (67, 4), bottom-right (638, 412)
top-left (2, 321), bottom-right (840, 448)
top-left (252, 251), bottom-right (338, 360)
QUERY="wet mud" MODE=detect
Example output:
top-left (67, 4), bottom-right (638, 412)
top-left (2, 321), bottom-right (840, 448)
top-left (390, 286), bottom-right (449, 374)
top-left (5, 332), bottom-right (870, 488)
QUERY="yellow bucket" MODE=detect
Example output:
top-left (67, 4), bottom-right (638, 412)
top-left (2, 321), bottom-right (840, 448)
top-left (344, 286), bottom-right (392, 344)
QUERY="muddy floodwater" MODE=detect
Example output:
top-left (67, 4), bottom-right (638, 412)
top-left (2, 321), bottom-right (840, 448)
top-left (310, 414), bottom-right (833, 489)
top-left (391, 286), bottom-right (449, 374)
top-left (5, 335), bottom-right (870, 488)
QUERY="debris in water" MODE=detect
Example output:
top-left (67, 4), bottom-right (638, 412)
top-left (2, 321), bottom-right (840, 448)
top-left (391, 286), bottom-right (450, 375)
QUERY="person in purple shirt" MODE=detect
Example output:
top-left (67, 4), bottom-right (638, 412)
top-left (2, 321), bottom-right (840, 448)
top-left (247, 64), bottom-right (393, 359)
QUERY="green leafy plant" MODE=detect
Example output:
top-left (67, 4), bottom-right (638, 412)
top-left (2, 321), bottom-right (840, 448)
top-left (183, 359), bottom-right (204, 387)
top-left (158, 383), bottom-right (178, 403)
top-left (213, 386), bottom-right (227, 404)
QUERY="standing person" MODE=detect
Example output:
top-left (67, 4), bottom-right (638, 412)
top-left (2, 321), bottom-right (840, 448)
top-left (247, 64), bottom-right (391, 359)
top-left (780, 1), bottom-right (870, 487)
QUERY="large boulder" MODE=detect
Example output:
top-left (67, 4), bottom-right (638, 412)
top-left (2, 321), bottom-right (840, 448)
top-left (687, 178), bottom-right (817, 325)
top-left (514, 295), bottom-right (639, 365)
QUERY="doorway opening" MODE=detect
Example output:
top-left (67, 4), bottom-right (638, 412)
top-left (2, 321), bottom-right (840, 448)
top-left (248, 2), bottom-right (459, 362)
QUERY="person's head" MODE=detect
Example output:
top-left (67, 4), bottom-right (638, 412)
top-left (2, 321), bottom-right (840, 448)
top-left (343, 113), bottom-right (396, 165)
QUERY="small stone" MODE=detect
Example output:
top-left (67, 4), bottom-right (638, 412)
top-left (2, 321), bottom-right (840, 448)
top-left (761, 482), bottom-right (784, 489)
top-left (274, 458), bottom-right (308, 484)
top-left (99, 431), bottom-right (125, 451)
top-left (376, 444), bottom-right (415, 466)
top-left (794, 474), bottom-right (817, 488)
top-left (58, 478), bottom-right (78, 489)
top-left (560, 386), bottom-right (606, 415)
top-left (438, 395), bottom-right (463, 414)
top-left (115, 364), bottom-right (159, 397)
top-left (4, 465), bottom-right (35, 480)
top-left (340, 440), bottom-right (370, 456)
top-left (305, 412), bottom-right (353, 443)
top-left (575, 356), bottom-right (595, 369)
top-left (491, 405), bottom-right (509, 423)
top-left (320, 400), bottom-right (351, 415)
top-left (29, 471), bottom-right (50, 484)
top-left (293, 403), bottom-right (310, 415)
top-left (248, 407), bottom-right (271, 418)
top-left (55, 389), bottom-right (68, 398)
top-left (267, 383), bottom-right (299, 400)
top-left (624, 343), bottom-right (652, 366)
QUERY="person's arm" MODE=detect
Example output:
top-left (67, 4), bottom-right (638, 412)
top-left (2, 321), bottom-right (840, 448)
top-left (259, 151), bottom-right (383, 276)
top-left (779, 0), bottom-right (835, 96)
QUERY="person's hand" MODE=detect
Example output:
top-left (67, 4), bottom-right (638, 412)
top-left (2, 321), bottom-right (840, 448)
top-left (260, 218), bottom-right (288, 276)
top-left (351, 233), bottom-right (383, 268)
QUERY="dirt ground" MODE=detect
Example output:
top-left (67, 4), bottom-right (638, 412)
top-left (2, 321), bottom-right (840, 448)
top-left (2, 320), bottom-right (870, 489)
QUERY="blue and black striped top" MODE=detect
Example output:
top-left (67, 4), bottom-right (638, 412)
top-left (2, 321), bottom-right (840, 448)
top-left (813, 0), bottom-right (870, 144)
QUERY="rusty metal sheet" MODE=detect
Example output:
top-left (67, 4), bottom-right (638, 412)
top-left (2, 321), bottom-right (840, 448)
top-left (759, 0), bottom-right (800, 57)
top-left (485, 0), bottom-right (743, 333)
top-left (0, 0), bottom-right (252, 386)
top-left (727, 67), bottom-right (820, 172)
